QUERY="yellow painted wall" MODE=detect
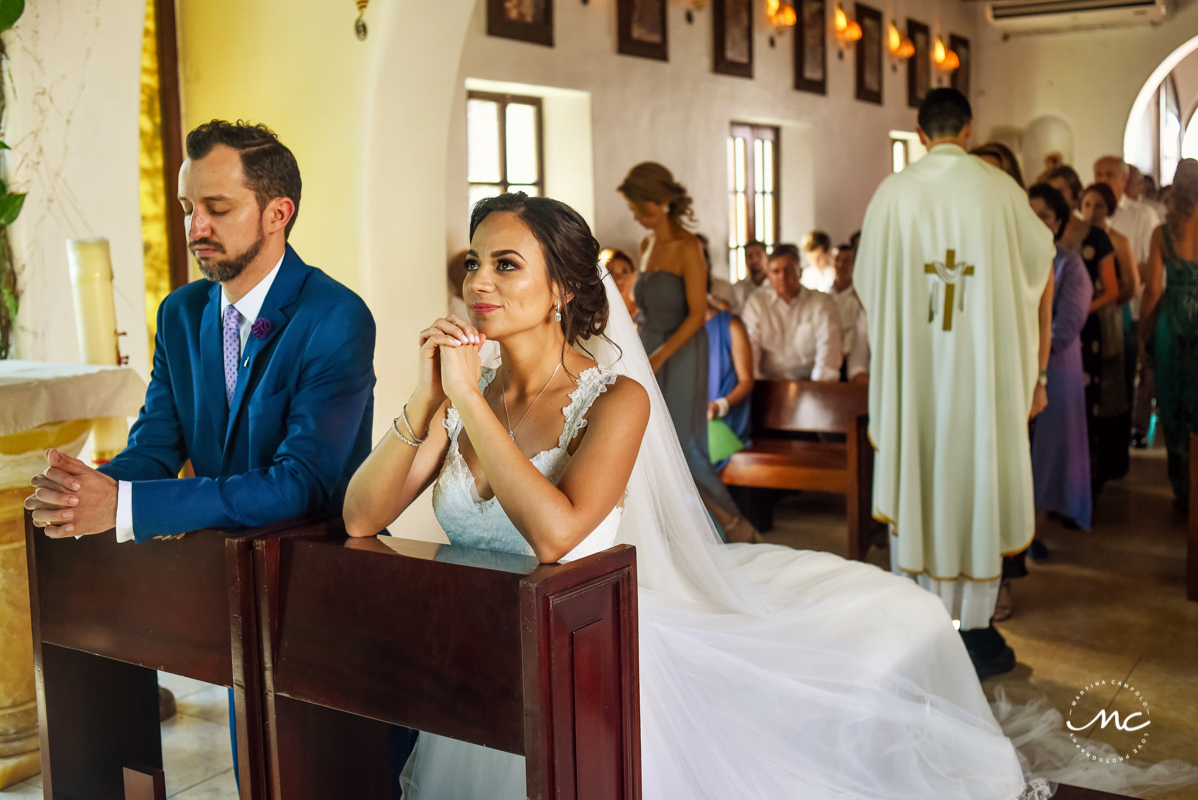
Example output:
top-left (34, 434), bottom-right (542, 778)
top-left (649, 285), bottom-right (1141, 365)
top-left (178, 0), bottom-right (374, 290)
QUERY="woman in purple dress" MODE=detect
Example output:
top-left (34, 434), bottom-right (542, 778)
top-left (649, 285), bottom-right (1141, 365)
top-left (1028, 183), bottom-right (1094, 531)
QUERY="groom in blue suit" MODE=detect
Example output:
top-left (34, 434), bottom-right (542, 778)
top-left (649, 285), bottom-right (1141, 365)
top-left (26, 120), bottom-right (412, 791)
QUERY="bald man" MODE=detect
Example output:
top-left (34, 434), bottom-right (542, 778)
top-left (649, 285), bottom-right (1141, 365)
top-left (1094, 156), bottom-right (1162, 449)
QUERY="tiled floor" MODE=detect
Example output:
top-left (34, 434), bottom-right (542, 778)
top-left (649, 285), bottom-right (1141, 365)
top-left (4, 672), bottom-right (237, 798)
top-left (5, 447), bottom-right (1194, 798)
top-left (765, 446), bottom-right (1198, 799)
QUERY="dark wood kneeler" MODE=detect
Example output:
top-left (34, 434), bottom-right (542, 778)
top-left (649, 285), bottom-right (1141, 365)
top-left (253, 534), bottom-right (640, 800)
top-left (24, 511), bottom-right (327, 800)
top-left (721, 380), bottom-right (886, 560)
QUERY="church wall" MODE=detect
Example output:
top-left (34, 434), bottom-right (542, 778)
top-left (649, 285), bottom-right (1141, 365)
top-left (6, 0), bottom-right (150, 380)
top-left (177, 0), bottom-right (376, 292)
top-left (445, 0), bottom-right (979, 281)
top-left (971, 6), bottom-right (1198, 179)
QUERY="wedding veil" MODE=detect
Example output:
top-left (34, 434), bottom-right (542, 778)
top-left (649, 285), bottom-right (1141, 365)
top-left (580, 268), bottom-right (777, 616)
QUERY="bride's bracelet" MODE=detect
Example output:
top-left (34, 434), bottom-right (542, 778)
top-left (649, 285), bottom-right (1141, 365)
top-left (391, 404), bottom-right (429, 448)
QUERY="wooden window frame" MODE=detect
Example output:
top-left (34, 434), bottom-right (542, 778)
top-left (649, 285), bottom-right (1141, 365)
top-left (728, 123), bottom-right (781, 281)
top-left (466, 91), bottom-right (546, 201)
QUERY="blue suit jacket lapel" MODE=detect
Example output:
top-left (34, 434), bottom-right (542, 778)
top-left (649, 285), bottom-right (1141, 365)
top-left (199, 282), bottom-right (230, 443)
top-left (224, 246), bottom-right (310, 452)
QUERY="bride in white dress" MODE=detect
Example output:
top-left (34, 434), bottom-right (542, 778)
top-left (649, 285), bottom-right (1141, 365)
top-left (343, 193), bottom-right (1194, 799)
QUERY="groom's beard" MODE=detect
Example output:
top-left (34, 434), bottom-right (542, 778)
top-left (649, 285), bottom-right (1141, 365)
top-left (193, 223), bottom-right (265, 284)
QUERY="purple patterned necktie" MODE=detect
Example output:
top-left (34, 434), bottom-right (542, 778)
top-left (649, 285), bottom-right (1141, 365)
top-left (223, 304), bottom-right (242, 406)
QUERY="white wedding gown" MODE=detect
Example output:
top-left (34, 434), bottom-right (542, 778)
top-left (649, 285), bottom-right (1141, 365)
top-left (402, 365), bottom-right (1031, 800)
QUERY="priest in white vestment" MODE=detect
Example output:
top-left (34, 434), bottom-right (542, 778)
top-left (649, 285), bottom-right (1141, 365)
top-left (855, 89), bottom-right (1055, 679)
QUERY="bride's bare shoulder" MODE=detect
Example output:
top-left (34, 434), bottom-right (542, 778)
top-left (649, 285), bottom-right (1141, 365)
top-left (589, 373), bottom-right (650, 430)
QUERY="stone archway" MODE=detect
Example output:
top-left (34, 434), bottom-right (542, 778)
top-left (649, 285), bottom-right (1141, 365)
top-left (1124, 32), bottom-right (1198, 171)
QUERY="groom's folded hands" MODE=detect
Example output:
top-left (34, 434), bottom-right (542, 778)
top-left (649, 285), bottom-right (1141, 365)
top-left (24, 448), bottom-right (117, 538)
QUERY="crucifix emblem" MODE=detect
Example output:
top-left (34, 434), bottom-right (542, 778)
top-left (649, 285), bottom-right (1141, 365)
top-left (924, 250), bottom-right (975, 331)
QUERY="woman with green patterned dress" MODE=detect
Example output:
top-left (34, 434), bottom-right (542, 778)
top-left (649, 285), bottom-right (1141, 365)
top-left (1142, 158), bottom-right (1198, 505)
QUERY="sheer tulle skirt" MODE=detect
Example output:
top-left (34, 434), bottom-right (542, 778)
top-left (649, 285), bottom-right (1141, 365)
top-left (403, 544), bottom-right (1027, 800)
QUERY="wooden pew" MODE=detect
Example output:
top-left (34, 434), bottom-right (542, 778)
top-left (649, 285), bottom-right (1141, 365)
top-left (253, 532), bottom-right (640, 800)
top-left (720, 380), bottom-right (884, 560)
top-left (1188, 433), bottom-right (1198, 602)
top-left (24, 511), bottom-right (328, 800)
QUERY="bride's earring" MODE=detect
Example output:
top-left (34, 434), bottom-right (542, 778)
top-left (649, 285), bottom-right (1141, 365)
top-left (554, 302), bottom-right (562, 322)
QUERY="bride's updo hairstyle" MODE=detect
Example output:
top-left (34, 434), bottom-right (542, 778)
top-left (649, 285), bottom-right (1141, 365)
top-left (618, 162), bottom-right (696, 228)
top-left (468, 192), bottom-right (609, 347)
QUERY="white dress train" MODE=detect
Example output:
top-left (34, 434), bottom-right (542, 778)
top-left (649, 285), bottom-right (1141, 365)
top-left (401, 366), bottom-right (1029, 800)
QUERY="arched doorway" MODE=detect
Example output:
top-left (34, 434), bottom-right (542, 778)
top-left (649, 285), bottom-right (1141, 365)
top-left (1124, 32), bottom-right (1198, 182)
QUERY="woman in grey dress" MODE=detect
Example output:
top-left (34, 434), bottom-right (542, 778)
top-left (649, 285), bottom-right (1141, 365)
top-left (618, 162), bottom-right (760, 543)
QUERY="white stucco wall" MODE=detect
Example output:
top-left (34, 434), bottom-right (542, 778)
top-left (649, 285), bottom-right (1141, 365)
top-left (6, 0), bottom-right (150, 381)
top-left (445, 0), bottom-right (978, 279)
top-left (972, 4), bottom-right (1198, 181)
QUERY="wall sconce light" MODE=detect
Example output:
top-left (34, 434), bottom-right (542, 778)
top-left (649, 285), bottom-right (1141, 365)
top-left (887, 20), bottom-right (914, 71)
top-left (686, 0), bottom-right (708, 24)
top-left (833, 2), bottom-right (862, 59)
top-left (353, 0), bottom-right (369, 40)
top-left (932, 36), bottom-right (960, 72)
top-left (766, 0), bottom-right (797, 47)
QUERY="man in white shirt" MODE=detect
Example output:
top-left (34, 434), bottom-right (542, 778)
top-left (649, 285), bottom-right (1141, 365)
top-left (831, 243), bottom-right (869, 382)
top-left (1095, 156), bottom-right (1162, 445)
top-left (1097, 157), bottom-right (1161, 269)
top-left (732, 239), bottom-right (769, 311)
top-left (800, 230), bottom-right (835, 293)
top-left (741, 244), bottom-right (843, 381)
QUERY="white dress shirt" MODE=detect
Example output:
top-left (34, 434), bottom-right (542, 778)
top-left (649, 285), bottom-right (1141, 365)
top-left (732, 277), bottom-right (766, 312)
top-left (1109, 195), bottom-right (1161, 268)
top-left (115, 255), bottom-right (284, 543)
top-left (800, 264), bottom-right (836, 293)
top-left (740, 286), bottom-right (843, 382)
top-left (832, 285), bottom-right (869, 380)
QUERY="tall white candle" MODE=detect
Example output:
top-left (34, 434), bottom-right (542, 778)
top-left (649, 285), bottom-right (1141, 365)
top-left (65, 238), bottom-right (128, 462)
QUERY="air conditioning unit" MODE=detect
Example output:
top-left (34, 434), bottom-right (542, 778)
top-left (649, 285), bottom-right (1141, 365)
top-left (985, 0), bottom-right (1171, 33)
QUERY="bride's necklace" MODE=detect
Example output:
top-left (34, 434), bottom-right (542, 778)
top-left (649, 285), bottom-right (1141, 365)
top-left (501, 361), bottom-right (563, 442)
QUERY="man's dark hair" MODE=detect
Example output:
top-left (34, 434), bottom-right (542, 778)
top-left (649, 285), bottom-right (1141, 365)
top-left (848, 230), bottom-right (861, 251)
top-left (744, 239), bottom-right (767, 252)
top-left (186, 120), bottom-right (302, 238)
top-left (769, 243), bottom-right (801, 264)
top-left (918, 89), bottom-right (973, 140)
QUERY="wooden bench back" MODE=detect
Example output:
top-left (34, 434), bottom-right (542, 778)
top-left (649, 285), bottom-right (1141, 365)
top-left (750, 380), bottom-right (869, 434)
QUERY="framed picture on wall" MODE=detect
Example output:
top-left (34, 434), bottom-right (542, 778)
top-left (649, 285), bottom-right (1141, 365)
top-left (854, 3), bottom-right (882, 104)
top-left (794, 0), bottom-right (826, 94)
top-left (714, 0), bottom-right (753, 78)
top-left (906, 19), bottom-right (929, 109)
top-left (950, 33), bottom-right (971, 98)
top-left (618, 0), bottom-right (668, 60)
top-left (487, 0), bottom-right (554, 47)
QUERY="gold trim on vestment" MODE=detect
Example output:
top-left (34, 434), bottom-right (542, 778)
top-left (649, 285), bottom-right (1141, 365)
top-left (884, 522), bottom-right (1035, 582)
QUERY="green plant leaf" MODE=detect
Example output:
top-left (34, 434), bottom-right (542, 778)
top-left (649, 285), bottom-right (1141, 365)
top-left (1, 286), bottom-right (17, 323)
top-left (0, 0), bottom-right (25, 34)
top-left (0, 192), bottom-right (25, 226)
top-left (0, 142), bottom-right (10, 150)
top-left (0, 180), bottom-right (7, 197)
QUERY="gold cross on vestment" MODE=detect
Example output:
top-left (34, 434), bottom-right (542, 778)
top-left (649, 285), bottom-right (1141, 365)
top-left (924, 250), bottom-right (975, 331)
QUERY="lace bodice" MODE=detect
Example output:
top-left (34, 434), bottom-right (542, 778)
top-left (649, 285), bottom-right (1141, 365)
top-left (431, 365), bottom-right (623, 562)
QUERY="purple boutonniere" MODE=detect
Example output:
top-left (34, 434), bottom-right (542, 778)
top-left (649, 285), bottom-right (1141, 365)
top-left (251, 318), bottom-right (272, 340)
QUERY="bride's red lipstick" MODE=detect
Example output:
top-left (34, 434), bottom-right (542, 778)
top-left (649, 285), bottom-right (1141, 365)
top-left (470, 302), bottom-right (500, 314)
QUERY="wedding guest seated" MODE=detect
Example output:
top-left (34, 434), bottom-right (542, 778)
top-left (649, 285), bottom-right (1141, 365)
top-left (601, 247), bottom-right (640, 322)
top-left (831, 243), bottom-right (869, 383)
top-left (696, 232), bottom-right (735, 310)
top-left (800, 230), bottom-right (835, 292)
top-left (704, 298), bottom-right (753, 470)
top-left (741, 244), bottom-right (842, 381)
top-left (733, 239), bottom-right (769, 310)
